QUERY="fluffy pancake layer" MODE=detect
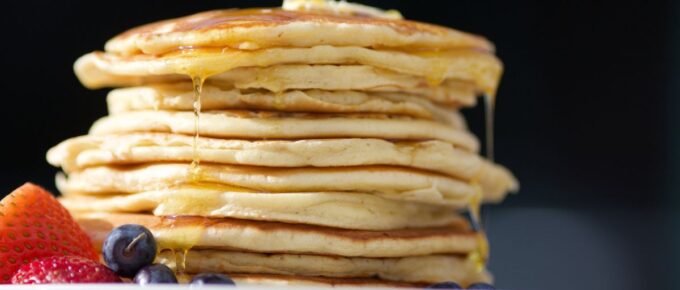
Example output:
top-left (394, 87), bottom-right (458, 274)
top-left (86, 65), bottom-right (479, 105)
top-left (60, 188), bottom-right (461, 230)
top-left (56, 163), bottom-right (489, 206)
top-left (47, 134), bottom-right (517, 200)
top-left (76, 45), bottom-right (502, 94)
top-left (207, 65), bottom-right (479, 105)
top-left (105, 8), bottom-right (493, 55)
top-left (76, 212), bottom-right (477, 257)
top-left (88, 110), bottom-right (480, 152)
top-left (106, 84), bottom-right (470, 124)
top-left (157, 250), bottom-right (489, 284)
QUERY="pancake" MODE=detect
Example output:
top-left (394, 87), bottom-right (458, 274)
top-left (105, 8), bottom-right (494, 56)
top-left (157, 250), bottom-right (490, 284)
top-left (88, 110), bottom-right (480, 152)
top-left (59, 188), bottom-right (460, 230)
top-left (76, 212), bottom-right (478, 257)
top-left (106, 84), bottom-right (469, 126)
top-left (47, 134), bottom-right (517, 200)
top-left (75, 45), bottom-right (502, 95)
top-left (56, 163), bottom-right (487, 206)
top-left (83, 64), bottom-right (479, 106)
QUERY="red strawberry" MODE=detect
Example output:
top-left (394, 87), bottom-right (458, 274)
top-left (11, 255), bottom-right (121, 284)
top-left (0, 183), bottom-right (98, 283)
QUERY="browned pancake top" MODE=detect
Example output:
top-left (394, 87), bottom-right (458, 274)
top-left (117, 9), bottom-right (443, 36)
top-left (108, 8), bottom-right (493, 55)
top-left (116, 8), bottom-right (470, 41)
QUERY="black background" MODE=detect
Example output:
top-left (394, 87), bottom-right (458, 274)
top-left (1, 1), bottom-right (678, 289)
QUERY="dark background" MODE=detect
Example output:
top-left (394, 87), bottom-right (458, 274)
top-left (1, 1), bottom-right (678, 289)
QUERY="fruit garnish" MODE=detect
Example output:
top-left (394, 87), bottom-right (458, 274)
top-left (190, 273), bottom-right (235, 286)
top-left (103, 224), bottom-right (157, 278)
top-left (133, 264), bottom-right (177, 284)
top-left (426, 281), bottom-right (463, 289)
top-left (0, 183), bottom-right (98, 283)
top-left (11, 255), bottom-right (121, 284)
top-left (468, 283), bottom-right (496, 289)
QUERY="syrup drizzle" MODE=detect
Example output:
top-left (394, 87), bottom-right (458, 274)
top-left (467, 93), bottom-right (496, 273)
top-left (156, 216), bottom-right (210, 280)
top-left (467, 180), bottom-right (487, 272)
top-left (189, 76), bottom-right (206, 181)
top-left (177, 249), bottom-right (189, 273)
top-left (468, 181), bottom-right (483, 232)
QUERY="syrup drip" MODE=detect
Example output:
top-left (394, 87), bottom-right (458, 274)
top-left (160, 249), bottom-right (190, 282)
top-left (189, 76), bottom-right (205, 181)
top-left (273, 91), bottom-right (286, 110)
top-left (467, 93), bottom-right (496, 273)
top-left (168, 75), bottom-right (207, 278)
top-left (469, 232), bottom-right (490, 273)
top-left (468, 181), bottom-right (483, 231)
top-left (467, 181), bottom-right (488, 272)
top-left (177, 249), bottom-right (189, 273)
top-left (155, 217), bottom-right (209, 279)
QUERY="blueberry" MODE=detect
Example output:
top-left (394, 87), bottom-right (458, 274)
top-left (133, 264), bottom-right (178, 284)
top-left (468, 283), bottom-right (496, 289)
top-left (102, 224), bottom-right (157, 277)
top-left (426, 281), bottom-right (462, 289)
top-left (190, 273), bottom-right (236, 286)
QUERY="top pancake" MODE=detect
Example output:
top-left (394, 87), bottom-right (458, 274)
top-left (80, 4), bottom-right (503, 95)
top-left (106, 8), bottom-right (494, 56)
top-left (75, 45), bottom-right (502, 95)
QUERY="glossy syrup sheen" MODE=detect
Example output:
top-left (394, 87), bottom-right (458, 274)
top-left (189, 76), bottom-right (205, 181)
top-left (466, 178), bottom-right (489, 272)
top-left (154, 45), bottom-right (500, 97)
top-left (174, 66), bottom-right (209, 273)
top-left (120, 8), bottom-right (446, 33)
top-left (112, 7), bottom-right (482, 51)
top-left (460, 92), bottom-right (495, 273)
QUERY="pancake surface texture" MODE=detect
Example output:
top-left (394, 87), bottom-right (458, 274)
top-left (158, 250), bottom-right (490, 284)
top-left (105, 7), bottom-right (494, 55)
top-left (60, 187), bottom-right (462, 230)
top-left (76, 212), bottom-right (478, 257)
top-left (49, 0), bottom-right (517, 286)
top-left (76, 45), bottom-right (502, 95)
top-left (88, 110), bottom-right (480, 152)
top-left (57, 162), bottom-right (506, 207)
top-left (105, 84), bottom-right (471, 123)
top-left (89, 65), bottom-right (480, 105)
top-left (47, 134), bottom-right (517, 200)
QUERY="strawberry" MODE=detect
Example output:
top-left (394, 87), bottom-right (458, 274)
top-left (11, 255), bottom-right (121, 284)
top-left (0, 183), bottom-right (98, 283)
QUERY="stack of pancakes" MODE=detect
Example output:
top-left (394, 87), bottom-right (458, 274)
top-left (47, 1), bottom-right (518, 287)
